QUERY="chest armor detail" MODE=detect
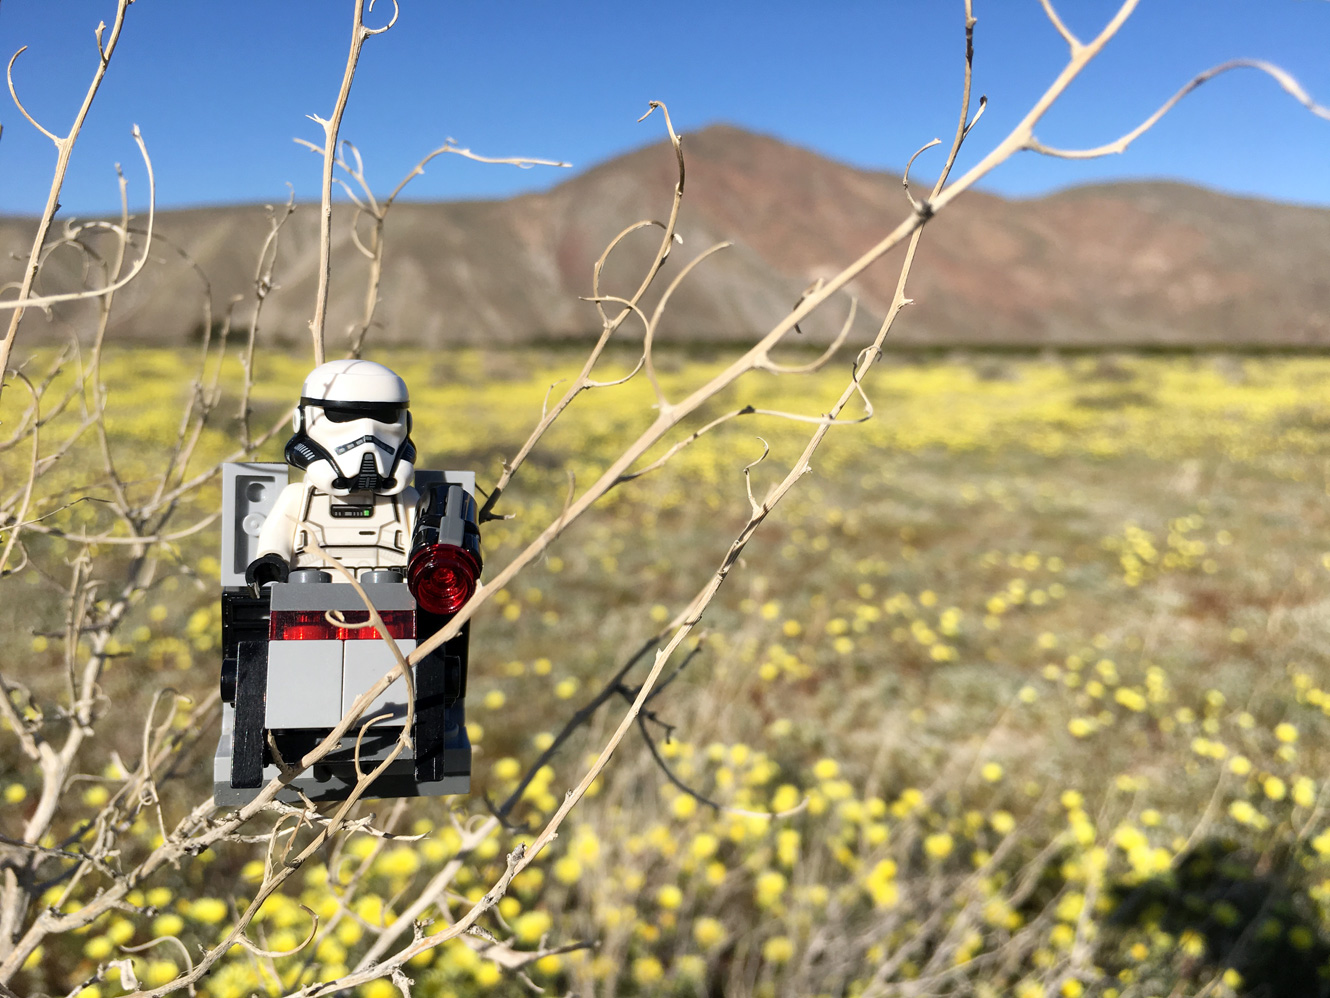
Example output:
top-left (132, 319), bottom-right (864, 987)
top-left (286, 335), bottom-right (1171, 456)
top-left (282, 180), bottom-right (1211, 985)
top-left (292, 489), bottom-right (409, 572)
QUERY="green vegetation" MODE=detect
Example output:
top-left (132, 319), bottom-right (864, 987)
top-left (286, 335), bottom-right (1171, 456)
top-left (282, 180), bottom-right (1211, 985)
top-left (5, 348), bottom-right (1330, 997)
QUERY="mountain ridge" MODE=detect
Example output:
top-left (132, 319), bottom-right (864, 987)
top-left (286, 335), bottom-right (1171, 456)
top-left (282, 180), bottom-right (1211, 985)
top-left (4, 124), bottom-right (1327, 350)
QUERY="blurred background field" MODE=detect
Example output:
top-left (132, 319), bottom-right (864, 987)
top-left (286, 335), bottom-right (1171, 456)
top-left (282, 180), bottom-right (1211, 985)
top-left (5, 346), bottom-right (1330, 997)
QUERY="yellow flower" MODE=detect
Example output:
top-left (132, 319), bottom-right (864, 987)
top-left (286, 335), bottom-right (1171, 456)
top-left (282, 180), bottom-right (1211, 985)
top-left (762, 935), bottom-right (795, 965)
top-left (672, 794), bottom-right (698, 820)
top-left (864, 858), bottom-right (899, 908)
top-left (1114, 688), bottom-right (1146, 711)
top-left (678, 954), bottom-right (706, 980)
top-left (1263, 776), bottom-right (1286, 801)
top-left (83, 935), bottom-right (114, 960)
top-left (771, 784), bottom-right (800, 812)
top-left (924, 832), bottom-right (953, 860)
top-left (1228, 800), bottom-right (1258, 825)
top-left (632, 956), bottom-right (664, 986)
top-left (754, 870), bottom-right (787, 908)
top-left (1055, 892), bottom-right (1085, 922)
top-left (152, 913), bottom-right (184, 937)
top-left (337, 919), bottom-right (364, 946)
top-left (694, 916), bottom-right (726, 949)
top-left (513, 910), bottom-right (552, 946)
top-left (552, 855), bottom-right (581, 885)
top-left (1292, 776), bottom-right (1317, 808)
top-left (657, 884), bottom-right (683, 910)
top-left (980, 762), bottom-right (1003, 783)
top-left (1274, 722), bottom-right (1298, 743)
top-left (492, 757), bottom-right (521, 781)
top-left (376, 846), bottom-right (420, 878)
top-left (812, 758), bottom-right (839, 781)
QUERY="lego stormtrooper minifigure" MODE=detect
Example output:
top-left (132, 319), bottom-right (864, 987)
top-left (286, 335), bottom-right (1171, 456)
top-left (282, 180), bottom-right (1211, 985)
top-left (214, 358), bottom-right (481, 804)
top-left (247, 358), bottom-right (419, 584)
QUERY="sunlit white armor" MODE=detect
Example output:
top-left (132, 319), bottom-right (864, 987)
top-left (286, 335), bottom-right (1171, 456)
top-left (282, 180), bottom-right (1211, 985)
top-left (256, 484), bottom-right (419, 576)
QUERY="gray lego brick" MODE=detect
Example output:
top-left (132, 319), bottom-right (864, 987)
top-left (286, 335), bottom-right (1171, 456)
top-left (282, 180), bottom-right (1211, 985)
top-left (343, 640), bottom-right (417, 723)
top-left (221, 463), bottom-right (288, 587)
top-left (266, 640), bottom-right (344, 728)
top-left (269, 581), bottom-right (416, 612)
top-left (214, 703), bottom-right (236, 787)
top-left (413, 469), bottom-right (475, 498)
top-left (439, 485), bottom-right (467, 547)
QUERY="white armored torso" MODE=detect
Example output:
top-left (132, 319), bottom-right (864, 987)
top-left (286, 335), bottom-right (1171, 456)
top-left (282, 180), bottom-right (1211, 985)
top-left (257, 482), bottom-right (419, 577)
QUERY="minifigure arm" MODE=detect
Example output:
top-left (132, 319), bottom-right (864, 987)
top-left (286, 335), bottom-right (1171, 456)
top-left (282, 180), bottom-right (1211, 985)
top-left (246, 482), bottom-right (306, 585)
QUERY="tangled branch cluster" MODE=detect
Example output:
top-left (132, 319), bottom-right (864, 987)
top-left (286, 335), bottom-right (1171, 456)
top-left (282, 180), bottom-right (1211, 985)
top-left (1, 2), bottom-right (1327, 996)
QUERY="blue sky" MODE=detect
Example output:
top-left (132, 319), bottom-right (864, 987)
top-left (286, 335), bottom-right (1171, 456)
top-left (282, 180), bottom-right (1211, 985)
top-left (1, 1), bottom-right (1328, 217)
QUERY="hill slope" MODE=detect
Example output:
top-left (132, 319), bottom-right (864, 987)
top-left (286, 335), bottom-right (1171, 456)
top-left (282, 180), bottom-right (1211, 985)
top-left (3, 124), bottom-right (1327, 349)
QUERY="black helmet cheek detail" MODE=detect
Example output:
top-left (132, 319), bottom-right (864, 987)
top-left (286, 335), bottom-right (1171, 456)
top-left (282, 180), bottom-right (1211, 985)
top-left (384, 434), bottom-right (415, 486)
top-left (284, 431), bottom-right (336, 472)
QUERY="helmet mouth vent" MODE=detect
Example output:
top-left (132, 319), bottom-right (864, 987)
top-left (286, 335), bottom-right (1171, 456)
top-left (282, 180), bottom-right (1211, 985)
top-left (335, 452), bottom-right (395, 493)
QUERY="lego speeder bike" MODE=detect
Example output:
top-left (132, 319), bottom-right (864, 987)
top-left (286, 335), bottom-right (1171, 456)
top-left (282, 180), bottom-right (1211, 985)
top-left (214, 359), bottom-right (481, 806)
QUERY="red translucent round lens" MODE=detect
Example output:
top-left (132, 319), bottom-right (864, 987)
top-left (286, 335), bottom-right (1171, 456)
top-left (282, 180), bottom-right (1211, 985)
top-left (408, 544), bottom-right (480, 615)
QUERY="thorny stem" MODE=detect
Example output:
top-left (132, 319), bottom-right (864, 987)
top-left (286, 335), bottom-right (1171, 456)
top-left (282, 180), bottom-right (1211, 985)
top-left (308, 0), bottom-right (400, 365)
top-left (0, 0), bottom-right (135, 391)
top-left (478, 102), bottom-right (686, 523)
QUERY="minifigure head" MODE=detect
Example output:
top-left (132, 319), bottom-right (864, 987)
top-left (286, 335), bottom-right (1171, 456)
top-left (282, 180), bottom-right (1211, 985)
top-left (284, 359), bottom-right (416, 496)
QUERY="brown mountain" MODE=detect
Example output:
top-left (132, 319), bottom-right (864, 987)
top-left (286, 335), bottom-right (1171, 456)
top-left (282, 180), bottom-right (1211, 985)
top-left (4, 124), bottom-right (1329, 350)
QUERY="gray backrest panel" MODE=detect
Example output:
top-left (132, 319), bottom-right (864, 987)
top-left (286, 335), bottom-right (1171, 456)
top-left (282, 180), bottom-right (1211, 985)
top-left (221, 463), bottom-right (288, 587)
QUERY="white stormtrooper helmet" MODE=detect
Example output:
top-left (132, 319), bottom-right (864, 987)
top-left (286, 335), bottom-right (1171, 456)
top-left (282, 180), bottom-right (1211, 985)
top-left (284, 359), bottom-right (416, 496)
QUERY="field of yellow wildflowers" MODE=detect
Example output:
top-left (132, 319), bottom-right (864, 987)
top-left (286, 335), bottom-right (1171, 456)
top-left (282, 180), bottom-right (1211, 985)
top-left (5, 347), bottom-right (1330, 998)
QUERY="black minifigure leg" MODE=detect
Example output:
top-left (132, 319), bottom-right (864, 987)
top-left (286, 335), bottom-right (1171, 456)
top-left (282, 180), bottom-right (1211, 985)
top-left (413, 652), bottom-right (460, 783)
top-left (231, 639), bottom-right (268, 789)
